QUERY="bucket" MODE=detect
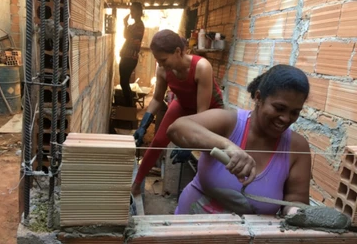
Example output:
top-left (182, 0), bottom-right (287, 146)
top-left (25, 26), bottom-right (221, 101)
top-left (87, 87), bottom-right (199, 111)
top-left (0, 66), bottom-right (22, 115)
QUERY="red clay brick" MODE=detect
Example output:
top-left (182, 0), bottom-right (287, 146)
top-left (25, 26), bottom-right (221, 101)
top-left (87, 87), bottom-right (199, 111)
top-left (233, 42), bottom-right (245, 62)
top-left (317, 113), bottom-right (338, 128)
top-left (236, 65), bottom-right (249, 86)
top-left (228, 85), bottom-right (239, 104)
top-left (310, 184), bottom-right (325, 202)
top-left (267, 12), bottom-right (287, 39)
top-left (325, 81), bottom-right (357, 122)
top-left (10, 4), bottom-right (19, 14)
top-left (307, 4), bottom-right (341, 38)
top-left (254, 15), bottom-right (270, 39)
top-left (227, 64), bottom-right (238, 82)
top-left (284, 10), bottom-right (297, 38)
top-left (252, 0), bottom-right (266, 16)
top-left (243, 43), bottom-right (259, 63)
top-left (305, 77), bottom-right (329, 111)
top-left (247, 66), bottom-right (260, 84)
top-left (239, 0), bottom-right (250, 19)
top-left (257, 42), bottom-right (273, 65)
top-left (337, 1), bottom-right (357, 38)
top-left (316, 42), bottom-right (354, 76)
top-left (312, 154), bottom-right (340, 198)
top-left (237, 20), bottom-right (251, 39)
top-left (280, 0), bottom-right (298, 10)
top-left (323, 196), bottom-right (336, 208)
top-left (308, 131), bottom-right (331, 151)
top-left (265, 0), bottom-right (281, 12)
top-left (11, 14), bottom-right (19, 25)
top-left (346, 123), bottom-right (357, 146)
top-left (296, 42), bottom-right (320, 73)
top-left (303, 0), bottom-right (328, 14)
top-left (274, 42), bottom-right (292, 64)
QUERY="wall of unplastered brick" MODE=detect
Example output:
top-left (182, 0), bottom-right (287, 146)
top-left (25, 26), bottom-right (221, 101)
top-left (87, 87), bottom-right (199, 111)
top-left (0, 0), bottom-right (25, 49)
top-left (221, 0), bottom-right (357, 208)
top-left (33, 0), bottom-right (114, 169)
top-left (186, 0), bottom-right (237, 86)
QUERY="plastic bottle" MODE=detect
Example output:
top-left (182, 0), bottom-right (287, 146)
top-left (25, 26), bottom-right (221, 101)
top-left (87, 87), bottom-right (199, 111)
top-left (215, 32), bottom-right (221, 40)
top-left (188, 30), bottom-right (197, 48)
top-left (198, 28), bottom-right (206, 50)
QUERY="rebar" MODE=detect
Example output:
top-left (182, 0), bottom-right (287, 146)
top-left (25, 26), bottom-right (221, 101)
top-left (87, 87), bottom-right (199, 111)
top-left (24, 0), bottom-right (34, 224)
top-left (59, 0), bottom-right (69, 163)
top-left (37, 0), bottom-right (46, 172)
top-left (47, 0), bottom-right (61, 229)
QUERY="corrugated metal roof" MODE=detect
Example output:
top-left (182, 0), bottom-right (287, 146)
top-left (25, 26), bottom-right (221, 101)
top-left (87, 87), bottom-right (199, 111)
top-left (106, 0), bottom-right (188, 9)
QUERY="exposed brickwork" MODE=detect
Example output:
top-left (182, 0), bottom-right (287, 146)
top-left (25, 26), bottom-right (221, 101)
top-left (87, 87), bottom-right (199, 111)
top-left (187, 0), bottom-right (237, 85)
top-left (10, 0), bottom-right (21, 48)
top-left (211, 0), bottom-right (357, 207)
top-left (335, 146), bottom-right (357, 226)
top-left (32, 0), bottom-right (114, 171)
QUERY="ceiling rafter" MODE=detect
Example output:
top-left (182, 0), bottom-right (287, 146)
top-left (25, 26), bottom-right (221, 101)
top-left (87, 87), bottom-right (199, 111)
top-left (106, 0), bottom-right (187, 9)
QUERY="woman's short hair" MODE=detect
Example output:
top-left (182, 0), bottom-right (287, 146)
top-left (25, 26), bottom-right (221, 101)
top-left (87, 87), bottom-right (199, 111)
top-left (247, 64), bottom-right (310, 100)
top-left (150, 29), bottom-right (186, 54)
top-left (131, 2), bottom-right (143, 16)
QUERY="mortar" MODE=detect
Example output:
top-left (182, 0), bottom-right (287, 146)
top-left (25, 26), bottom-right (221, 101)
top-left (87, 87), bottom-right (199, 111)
top-left (210, 147), bottom-right (354, 233)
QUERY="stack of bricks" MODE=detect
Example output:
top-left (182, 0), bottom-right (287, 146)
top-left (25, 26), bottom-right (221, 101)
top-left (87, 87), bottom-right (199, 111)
top-left (57, 214), bottom-right (357, 243)
top-left (335, 146), bottom-right (357, 226)
top-left (0, 50), bottom-right (22, 66)
top-left (60, 133), bottom-right (135, 226)
top-left (69, 0), bottom-right (103, 32)
top-left (32, 0), bottom-right (113, 171)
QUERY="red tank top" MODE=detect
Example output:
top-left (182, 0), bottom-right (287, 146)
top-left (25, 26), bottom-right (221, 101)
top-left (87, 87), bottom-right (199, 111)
top-left (166, 55), bottom-right (223, 110)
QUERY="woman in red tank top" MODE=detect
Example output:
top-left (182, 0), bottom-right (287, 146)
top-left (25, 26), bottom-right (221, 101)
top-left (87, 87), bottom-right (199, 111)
top-left (131, 29), bottom-right (223, 196)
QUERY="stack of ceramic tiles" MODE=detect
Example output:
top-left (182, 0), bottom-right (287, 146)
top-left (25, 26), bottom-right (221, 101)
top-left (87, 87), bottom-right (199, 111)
top-left (60, 133), bottom-right (136, 226)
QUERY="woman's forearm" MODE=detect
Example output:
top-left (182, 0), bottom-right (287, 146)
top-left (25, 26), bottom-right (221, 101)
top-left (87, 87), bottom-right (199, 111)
top-left (146, 97), bottom-right (163, 116)
top-left (167, 117), bottom-right (232, 150)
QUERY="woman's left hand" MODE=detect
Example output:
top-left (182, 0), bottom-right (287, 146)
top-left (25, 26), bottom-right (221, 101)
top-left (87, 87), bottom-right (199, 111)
top-left (283, 206), bottom-right (300, 215)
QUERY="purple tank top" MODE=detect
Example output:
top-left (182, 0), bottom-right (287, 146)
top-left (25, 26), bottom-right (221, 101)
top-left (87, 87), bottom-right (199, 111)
top-left (190, 109), bottom-right (291, 214)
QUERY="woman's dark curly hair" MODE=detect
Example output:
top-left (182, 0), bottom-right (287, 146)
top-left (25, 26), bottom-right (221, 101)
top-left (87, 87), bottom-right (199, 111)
top-left (247, 64), bottom-right (309, 101)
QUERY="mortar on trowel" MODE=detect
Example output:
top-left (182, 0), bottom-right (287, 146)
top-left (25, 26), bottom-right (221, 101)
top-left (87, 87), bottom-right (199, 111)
top-left (210, 147), bottom-right (354, 233)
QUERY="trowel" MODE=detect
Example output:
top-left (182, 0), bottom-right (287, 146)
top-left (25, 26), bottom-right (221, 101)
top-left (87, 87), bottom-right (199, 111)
top-left (210, 147), bottom-right (355, 233)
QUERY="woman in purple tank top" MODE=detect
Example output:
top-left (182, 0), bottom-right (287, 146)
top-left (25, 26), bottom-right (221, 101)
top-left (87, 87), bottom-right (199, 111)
top-left (167, 64), bottom-right (311, 216)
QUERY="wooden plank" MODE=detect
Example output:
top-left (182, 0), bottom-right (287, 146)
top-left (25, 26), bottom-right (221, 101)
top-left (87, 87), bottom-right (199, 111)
top-left (0, 113), bottom-right (22, 133)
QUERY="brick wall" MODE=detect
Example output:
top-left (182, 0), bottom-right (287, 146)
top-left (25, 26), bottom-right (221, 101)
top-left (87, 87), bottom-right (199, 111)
top-left (33, 0), bottom-right (114, 169)
top-left (186, 0), bottom-right (237, 85)
top-left (186, 0), bottom-right (357, 207)
top-left (0, 0), bottom-right (23, 48)
top-left (10, 0), bottom-right (21, 48)
top-left (220, 0), bottom-right (357, 207)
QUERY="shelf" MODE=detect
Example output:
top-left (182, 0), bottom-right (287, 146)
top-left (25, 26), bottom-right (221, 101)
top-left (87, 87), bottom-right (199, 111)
top-left (192, 48), bottom-right (223, 53)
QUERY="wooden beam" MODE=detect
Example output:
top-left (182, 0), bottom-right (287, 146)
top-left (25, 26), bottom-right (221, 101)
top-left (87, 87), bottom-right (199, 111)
top-left (106, 3), bottom-right (185, 9)
top-left (204, 0), bottom-right (209, 29)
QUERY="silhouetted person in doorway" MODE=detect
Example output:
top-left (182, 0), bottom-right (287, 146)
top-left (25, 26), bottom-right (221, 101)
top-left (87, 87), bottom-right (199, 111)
top-left (119, 2), bottom-right (145, 107)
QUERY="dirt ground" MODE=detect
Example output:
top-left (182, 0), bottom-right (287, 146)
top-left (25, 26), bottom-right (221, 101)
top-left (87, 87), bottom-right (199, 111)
top-left (0, 114), bottom-right (22, 244)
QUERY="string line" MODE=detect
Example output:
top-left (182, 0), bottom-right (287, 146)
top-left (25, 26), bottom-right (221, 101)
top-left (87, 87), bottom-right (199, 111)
top-left (50, 142), bottom-right (356, 156)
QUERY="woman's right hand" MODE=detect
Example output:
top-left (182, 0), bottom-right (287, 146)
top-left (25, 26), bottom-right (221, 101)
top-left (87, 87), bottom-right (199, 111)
top-left (124, 14), bottom-right (130, 25)
top-left (224, 144), bottom-right (257, 186)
